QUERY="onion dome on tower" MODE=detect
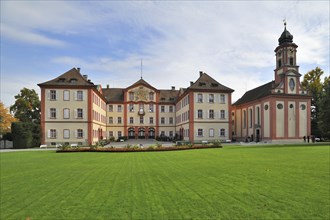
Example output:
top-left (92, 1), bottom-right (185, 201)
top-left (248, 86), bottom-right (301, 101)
top-left (278, 21), bottom-right (293, 45)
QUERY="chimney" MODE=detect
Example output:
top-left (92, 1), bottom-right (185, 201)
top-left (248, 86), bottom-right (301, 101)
top-left (171, 86), bottom-right (175, 90)
top-left (83, 75), bottom-right (88, 80)
top-left (77, 67), bottom-right (81, 73)
top-left (190, 81), bottom-right (194, 86)
top-left (199, 71), bottom-right (203, 77)
top-left (107, 84), bottom-right (109, 89)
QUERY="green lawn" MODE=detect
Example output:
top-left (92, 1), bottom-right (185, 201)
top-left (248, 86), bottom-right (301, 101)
top-left (1, 145), bottom-right (329, 220)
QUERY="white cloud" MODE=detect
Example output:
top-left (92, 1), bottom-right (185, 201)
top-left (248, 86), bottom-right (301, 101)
top-left (1, 24), bottom-right (66, 47)
top-left (1, 1), bottom-right (329, 106)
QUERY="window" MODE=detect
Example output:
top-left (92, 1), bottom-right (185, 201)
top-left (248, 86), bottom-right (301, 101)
top-left (277, 103), bottom-right (283, 109)
top-left (76, 91), bottom-right (83, 101)
top-left (63, 108), bottom-right (70, 119)
top-left (169, 106), bottom-right (174, 112)
top-left (243, 110), bottom-right (246, 128)
top-left (129, 92), bottom-right (134, 101)
top-left (149, 104), bottom-right (154, 112)
top-left (149, 92), bottom-right (154, 101)
top-left (290, 57), bottom-right (294, 66)
top-left (209, 128), bottom-right (214, 137)
top-left (77, 129), bottom-right (83, 138)
top-left (50, 108), bottom-right (56, 119)
top-left (117, 117), bottom-right (122, 124)
top-left (149, 117), bottom-right (154, 124)
top-left (109, 105), bottom-right (113, 112)
top-left (109, 117), bottom-right (113, 124)
top-left (117, 105), bottom-right (122, 112)
top-left (220, 94), bottom-right (225, 104)
top-left (278, 59), bottom-right (282, 68)
top-left (160, 131), bottom-right (165, 137)
top-left (77, 108), bottom-right (83, 119)
top-left (220, 129), bottom-right (225, 137)
top-left (256, 107), bottom-right (260, 125)
top-left (63, 129), bottom-right (70, 139)
top-left (169, 131), bottom-right (173, 137)
top-left (129, 103), bottom-right (134, 112)
top-left (140, 116), bottom-right (144, 124)
top-left (161, 117), bottom-right (165, 124)
top-left (220, 110), bottom-right (225, 119)
top-left (209, 94), bottom-right (214, 103)
top-left (209, 110), bottom-right (214, 119)
top-left (109, 131), bottom-right (113, 137)
top-left (197, 110), bottom-right (203, 119)
top-left (63, 90), bottom-right (70, 101)
top-left (118, 131), bottom-right (122, 137)
top-left (161, 106), bottom-right (165, 112)
top-left (197, 129), bottom-right (203, 137)
top-left (249, 109), bottom-right (253, 128)
top-left (264, 105), bottom-right (269, 110)
top-left (50, 90), bottom-right (57, 100)
top-left (197, 93), bottom-right (203, 103)
top-left (49, 129), bottom-right (56, 138)
top-left (129, 117), bottom-right (134, 124)
top-left (169, 117), bottom-right (174, 124)
top-left (300, 104), bottom-right (306, 110)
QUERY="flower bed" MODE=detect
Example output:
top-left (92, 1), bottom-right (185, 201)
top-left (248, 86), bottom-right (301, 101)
top-left (56, 145), bottom-right (222, 153)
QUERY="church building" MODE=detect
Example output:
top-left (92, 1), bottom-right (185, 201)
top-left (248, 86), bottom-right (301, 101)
top-left (231, 23), bottom-right (311, 142)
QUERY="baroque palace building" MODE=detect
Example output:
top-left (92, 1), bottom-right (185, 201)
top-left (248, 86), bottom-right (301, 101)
top-left (38, 24), bottom-right (311, 146)
top-left (38, 70), bottom-right (234, 146)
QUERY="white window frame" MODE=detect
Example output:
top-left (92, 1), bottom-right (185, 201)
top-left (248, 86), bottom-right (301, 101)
top-left (220, 94), bottom-right (225, 104)
top-left (209, 94), bottom-right (214, 103)
top-left (50, 108), bottom-right (57, 119)
top-left (63, 129), bottom-right (70, 139)
top-left (209, 128), bottom-right (214, 137)
top-left (77, 129), bottom-right (84, 138)
top-left (63, 90), bottom-right (70, 101)
top-left (63, 108), bottom-right (70, 119)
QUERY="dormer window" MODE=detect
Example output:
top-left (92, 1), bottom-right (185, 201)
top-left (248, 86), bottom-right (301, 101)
top-left (58, 78), bottom-right (65, 82)
top-left (70, 78), bottom-right (77, 83)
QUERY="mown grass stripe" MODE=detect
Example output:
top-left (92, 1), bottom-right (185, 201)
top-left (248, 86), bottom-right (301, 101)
top-left (0, 145), bottom-right (329, 219)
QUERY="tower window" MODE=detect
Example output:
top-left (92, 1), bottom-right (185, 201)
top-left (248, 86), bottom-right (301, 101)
top-left (290, 57), bottom-right (294, 65)
top-left (278, 59), bottom-right (282, 68)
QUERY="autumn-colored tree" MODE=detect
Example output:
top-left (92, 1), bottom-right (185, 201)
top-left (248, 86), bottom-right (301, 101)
top-left (0, 102), bottom-right (18, 136)
top-left (10, 88), bottom-right (40, 123)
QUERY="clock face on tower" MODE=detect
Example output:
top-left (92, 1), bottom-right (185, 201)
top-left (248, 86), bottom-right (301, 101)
top-left (289, 78), bottom-right (295, 91)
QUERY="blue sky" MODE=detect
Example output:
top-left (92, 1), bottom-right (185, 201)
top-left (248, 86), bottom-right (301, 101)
top-left (1, 1), bottom-right (329, 107)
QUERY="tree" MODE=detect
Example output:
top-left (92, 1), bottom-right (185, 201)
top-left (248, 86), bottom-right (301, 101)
top-left (10, 88), bottom-right (41, 123)
top-left (317, 76), bottom-right (330, 139)
top-left (0, 102), bottom-right (17, 137)
top-left (301, 67), bottom-right (324, 136)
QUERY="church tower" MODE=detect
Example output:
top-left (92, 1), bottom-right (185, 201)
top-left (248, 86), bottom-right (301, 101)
top-left (274, 22), bottom-right (302, 95)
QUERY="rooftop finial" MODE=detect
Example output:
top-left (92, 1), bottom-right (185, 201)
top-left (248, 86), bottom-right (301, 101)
top-left (140, 59), bottom-right (143, 79)
top-left (283, 19), bottom-right (287, 29)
